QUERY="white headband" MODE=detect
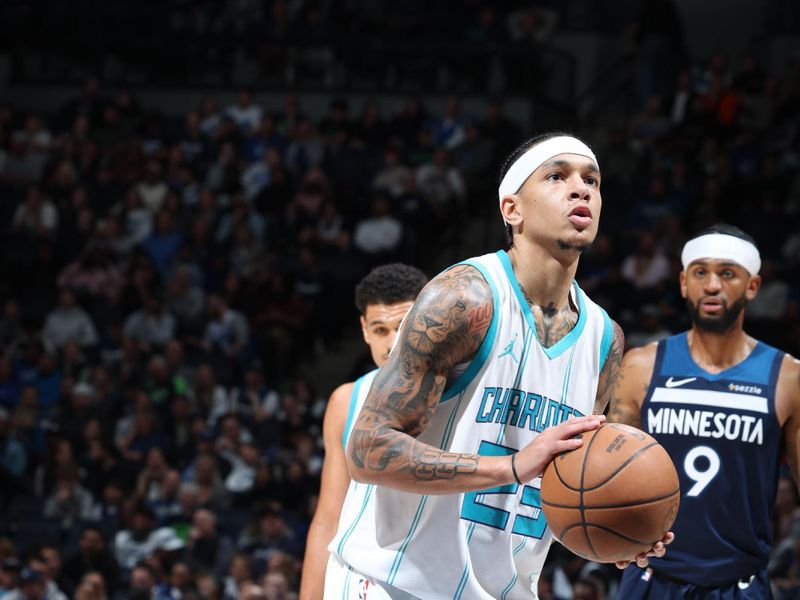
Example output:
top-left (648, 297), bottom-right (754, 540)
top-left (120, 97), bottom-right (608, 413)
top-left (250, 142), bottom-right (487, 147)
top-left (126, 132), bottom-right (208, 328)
top-left (498, 136), bottom-right (599, 201)
top-left (681, 233), bottom-right (761, 275)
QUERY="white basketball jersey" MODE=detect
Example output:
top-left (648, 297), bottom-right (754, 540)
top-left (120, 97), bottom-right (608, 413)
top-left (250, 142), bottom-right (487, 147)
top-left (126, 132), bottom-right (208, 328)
top-left (342, 369), bottom-right (379, 450)
top-left (330, 250), bottom-right (613, 600)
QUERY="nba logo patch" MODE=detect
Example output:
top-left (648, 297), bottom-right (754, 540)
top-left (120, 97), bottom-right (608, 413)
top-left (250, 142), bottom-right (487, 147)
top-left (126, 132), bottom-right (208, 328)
top-left (358, 578), bottom-right (370, 599)
top-left (641, 568), bottom-right (653, 582)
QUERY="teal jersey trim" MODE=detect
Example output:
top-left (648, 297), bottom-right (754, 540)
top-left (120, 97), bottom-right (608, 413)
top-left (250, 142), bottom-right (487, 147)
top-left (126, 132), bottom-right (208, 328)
top-left (342, 370), bottom-right (377, 450)
top-left (452, 523), bottom-right (477, 599)
top-left (336, 484), bottom-right (374, 556)
top-left (598, 307), bottom-right (613, 371)
top-left (499, 540), bottom-right (527, 600)
top-left (496, 250), bottom-right (587, 359)
top-left (560, 343), bottom-right (578, 404)
top-left (386, 496), bottom-right (430, 584)
top-left (440, 258), bottom-right (500, 403)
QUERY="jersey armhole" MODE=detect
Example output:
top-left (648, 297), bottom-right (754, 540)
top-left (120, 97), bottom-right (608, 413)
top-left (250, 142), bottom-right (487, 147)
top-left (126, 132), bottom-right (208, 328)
top-left (439, 259), bottom-right (500, 404)
top-left (342, 372), bottom-right (371, 449)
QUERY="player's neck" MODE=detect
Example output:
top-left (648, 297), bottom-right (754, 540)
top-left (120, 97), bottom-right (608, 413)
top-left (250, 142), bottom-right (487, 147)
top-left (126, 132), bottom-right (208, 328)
top-left (687, 327), bottom-right (756, 374)
top-left (506, 243), bottom-right (577, 309)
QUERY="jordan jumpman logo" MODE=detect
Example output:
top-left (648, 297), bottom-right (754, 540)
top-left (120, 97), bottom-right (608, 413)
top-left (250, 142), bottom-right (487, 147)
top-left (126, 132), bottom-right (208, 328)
top-left (498, 332), bottom-right (519, 363)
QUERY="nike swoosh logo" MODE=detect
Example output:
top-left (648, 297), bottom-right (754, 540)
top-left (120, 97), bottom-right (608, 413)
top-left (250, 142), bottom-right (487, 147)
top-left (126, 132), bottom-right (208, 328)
top-left (664, 377), bottom-right (697, 388)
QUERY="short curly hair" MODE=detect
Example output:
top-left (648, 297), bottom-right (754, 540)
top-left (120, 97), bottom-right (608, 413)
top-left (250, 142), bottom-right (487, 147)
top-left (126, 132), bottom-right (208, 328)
top-left (354, 263), bottom-right (428, 314)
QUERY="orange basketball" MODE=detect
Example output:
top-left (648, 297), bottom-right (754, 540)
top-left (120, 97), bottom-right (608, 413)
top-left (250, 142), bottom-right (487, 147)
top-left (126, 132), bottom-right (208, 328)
top-left (541, 423), bottom-right (680, 563)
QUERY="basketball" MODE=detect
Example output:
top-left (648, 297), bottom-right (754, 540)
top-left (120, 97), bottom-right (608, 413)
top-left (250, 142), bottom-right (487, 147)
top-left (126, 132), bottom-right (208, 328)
top-left (541, 423), bottom-right (680, 563)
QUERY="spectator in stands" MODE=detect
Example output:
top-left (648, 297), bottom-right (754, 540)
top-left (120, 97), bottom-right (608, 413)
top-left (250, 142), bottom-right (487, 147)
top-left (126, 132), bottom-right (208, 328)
top-left (372, 147), bottom-right (411, 203)
top-left (43, 465), bottom-right (95, 530)
top-left (116, 408), bottom-right (172, 471)
top-left (222, 552), bottom-right (254, 600)
top-left (12, 187), bottom-right (57, 237)
top-left (0, 558), bottom-right (22, 597)
top-left (143, 355), bottom-right (187, 411)
top-left (431, 97), bottom-right (466, 150)
top-left (12, 554), bottom-right (67, 600)
top-left (57, 246), bottom-right (124, 304)
top-left (134, 448), bottom-right (171, 504)
top-left (61, 526), bottom-right (120, 596)
top-left (144, 467), bottom-right (183, 525)
top-left (115, 190), bottom-right (153, 251)
top-left (72, 571), bottom-right (108, 600)
top-left (136, 161), bottom-right (169, 215)
top-left (142, 212), bottom-right (183, 275)
top-left (620, 231), bottom-right (671, 291)
top-left (227, 88), bottom-right (263, 135)
top-left (352, 192), bottom-right (403, 261)
top-left (0, 300), bottom-right (25, 357)
top-left (186, 452), bottom-right (230, 510)
top-left (113, 505), bottom-right (174, 573)
top-left (0, 407), bottom-right (27, 478)
top-left (202, 294), bottom-right (250, 363)
top-left (3, 567), bottom-right (49, 600)
top-left (184, 509), bottom-right (234, 579)
top-left (237, 507), bottom-right (301, 566)
top-left (220, 361), bottom-right (280, 428)
top-left (41, 288), bottom-right (98, 353)
top-left (262, 570), bottom-right (291, 600)
top-left (414, 147), bottom-right (467, 216)
top-left (188, 364), bottom-right (228, 422)
top-left (127, 563), bottom-right (159, 600)
top-left (164, 267), bottom-right (205, 336)
top-left (123, 296), bottom-right (176, 352)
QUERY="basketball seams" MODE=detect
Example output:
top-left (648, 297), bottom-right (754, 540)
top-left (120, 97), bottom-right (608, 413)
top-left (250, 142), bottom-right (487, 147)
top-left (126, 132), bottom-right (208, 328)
top-left (552, 451), bottom-right (581, 491)
top-left (541, 488), bottom-right (680, 510)
top-left (582, 442), bottom-right (660, 491)
top-left (579, 429), bottom-right (600, 560)
top-left (559, 522), bottom-right (654, 546)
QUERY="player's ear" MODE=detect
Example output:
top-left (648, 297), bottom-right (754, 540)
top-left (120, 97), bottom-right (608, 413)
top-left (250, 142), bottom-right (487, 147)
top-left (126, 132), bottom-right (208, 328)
top-left (745, 274), bottom-right (761, 301)
top-left (499, 194), bottom-right (522, 229)
top-left (360, 315), bottom-right (369, 343)
top-left (678, 271), bottom-right (688, 298)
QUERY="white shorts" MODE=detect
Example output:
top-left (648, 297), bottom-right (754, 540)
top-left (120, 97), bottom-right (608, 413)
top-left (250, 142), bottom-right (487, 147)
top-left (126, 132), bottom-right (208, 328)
top-left (323, 554), bottom-right (421, 600)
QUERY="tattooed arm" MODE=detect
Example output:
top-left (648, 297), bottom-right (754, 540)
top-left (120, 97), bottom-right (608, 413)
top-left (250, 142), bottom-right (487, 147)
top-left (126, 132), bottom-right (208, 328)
top-left (606, 341), bottom-right (658, 430)
top-left (347, 265), bottom-right (604, 494)
top-left (593, 320), bottom-right (624, 415)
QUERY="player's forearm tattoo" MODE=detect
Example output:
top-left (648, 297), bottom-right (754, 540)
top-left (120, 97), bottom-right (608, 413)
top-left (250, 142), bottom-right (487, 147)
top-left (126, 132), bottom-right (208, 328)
top-left (594, 321), bottom-right (625, 415)
top-left (413, 446), bottom-right (479, 480)
top-left (348, 265), bottom-right (493, 482)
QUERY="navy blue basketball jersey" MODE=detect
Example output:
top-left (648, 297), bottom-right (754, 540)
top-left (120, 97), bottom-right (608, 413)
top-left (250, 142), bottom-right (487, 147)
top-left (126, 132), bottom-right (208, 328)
top-left (641, 332), bottom-right (784, 586)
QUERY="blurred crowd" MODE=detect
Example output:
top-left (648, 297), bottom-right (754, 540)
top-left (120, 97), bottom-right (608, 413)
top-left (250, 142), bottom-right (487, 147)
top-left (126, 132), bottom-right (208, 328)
top-left (2, 0), bottom-right (572, 94)
top-left (0, 8), bottom-right (799, 599)
top-left (0, 73), bottom-right (525, 599)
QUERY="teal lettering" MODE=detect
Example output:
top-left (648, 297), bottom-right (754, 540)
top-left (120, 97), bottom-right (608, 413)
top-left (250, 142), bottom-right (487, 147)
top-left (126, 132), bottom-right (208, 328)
top-left (503, 389), bottom-right (524, 427)
top-left (518, 393), bottom-right (541, 431)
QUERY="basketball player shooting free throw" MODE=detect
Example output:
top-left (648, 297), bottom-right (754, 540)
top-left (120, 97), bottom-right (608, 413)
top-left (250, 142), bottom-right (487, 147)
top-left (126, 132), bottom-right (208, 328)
top-left (324, 133), bottom-right (673, 600)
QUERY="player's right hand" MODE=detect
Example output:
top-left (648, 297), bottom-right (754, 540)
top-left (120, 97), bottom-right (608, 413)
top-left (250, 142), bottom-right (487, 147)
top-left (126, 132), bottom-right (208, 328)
top-left (512, 415), bottom-right (605, 483)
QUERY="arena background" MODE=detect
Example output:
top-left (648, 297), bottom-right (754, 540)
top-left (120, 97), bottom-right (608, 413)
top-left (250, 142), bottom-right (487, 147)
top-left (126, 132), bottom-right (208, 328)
top-left (0, 1), bottom-right (798, 598)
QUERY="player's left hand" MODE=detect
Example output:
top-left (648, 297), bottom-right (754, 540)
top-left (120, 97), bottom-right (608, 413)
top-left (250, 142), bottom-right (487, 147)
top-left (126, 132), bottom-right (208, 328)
top-left (614, 532), bottom-right (674, 570)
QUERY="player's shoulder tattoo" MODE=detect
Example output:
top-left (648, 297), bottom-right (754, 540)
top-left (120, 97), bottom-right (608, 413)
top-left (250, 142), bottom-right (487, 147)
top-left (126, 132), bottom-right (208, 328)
top-left (400, 263), bottom-right (494, 372)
